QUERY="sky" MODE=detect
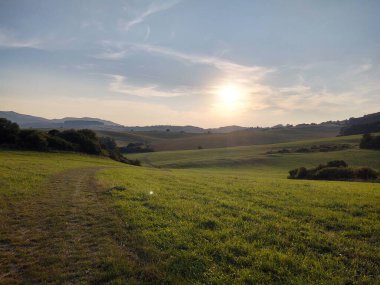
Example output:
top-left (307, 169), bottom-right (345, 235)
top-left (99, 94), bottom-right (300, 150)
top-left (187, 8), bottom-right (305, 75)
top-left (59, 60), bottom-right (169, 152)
top-left (0, 0), bottom-right (379, 127)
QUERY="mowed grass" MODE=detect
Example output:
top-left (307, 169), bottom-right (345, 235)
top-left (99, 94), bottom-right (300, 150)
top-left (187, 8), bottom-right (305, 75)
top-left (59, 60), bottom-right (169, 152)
top-left (98, 134), bottom-right (380, 284)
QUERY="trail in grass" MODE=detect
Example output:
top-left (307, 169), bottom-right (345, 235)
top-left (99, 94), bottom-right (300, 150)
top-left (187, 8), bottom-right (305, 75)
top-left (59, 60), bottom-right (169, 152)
top-left (0, 167), bottom-right (136, 284)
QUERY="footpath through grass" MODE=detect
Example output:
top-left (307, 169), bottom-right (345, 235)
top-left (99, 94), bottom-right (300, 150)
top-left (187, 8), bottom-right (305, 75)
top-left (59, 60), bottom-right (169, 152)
top-left (0, 151), bottom-right (147, 284)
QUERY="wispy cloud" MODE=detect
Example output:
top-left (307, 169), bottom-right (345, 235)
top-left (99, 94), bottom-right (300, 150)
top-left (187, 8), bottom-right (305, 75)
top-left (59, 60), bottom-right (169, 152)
top-left (122, 0), bottom-right (180, 32)
top-left (0, 29), bottom-right (41, 49)
top-left (143, 25), bottom-right (151, 41)
top-left (133, 44), bottom-right (272, 81)
top-left (109, 74), bottom-right (192, 98)
top-left (95, 42), bottom-right (273, 82)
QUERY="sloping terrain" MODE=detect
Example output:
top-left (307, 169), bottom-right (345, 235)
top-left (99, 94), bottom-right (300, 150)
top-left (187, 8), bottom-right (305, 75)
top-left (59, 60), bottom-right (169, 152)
top-left (99, 124), bottom-right (341, 151)
top-left (1, 135), bottom-right (379, 283)
top-left (129, 133), bottom-right (380, 169)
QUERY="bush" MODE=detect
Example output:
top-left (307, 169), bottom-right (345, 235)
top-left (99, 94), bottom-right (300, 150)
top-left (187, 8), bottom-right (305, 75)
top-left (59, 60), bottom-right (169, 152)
top-left (288, 167), bottom-right (307, 179)
top-left (326, 160), bottom-right (348, 168)
top-left (0, 118), bottom-right (19, 144)
top-left (58, 129), bottom-right (101, 154)
top-left (99, 137), bottom-right (117, 151)
top-left (48, 129), bottom-right (60, 136)
top-left (288, 161), bottom-right (378, 182)
top-left (313, 167), bottom-right (355, 180)
top-left (46, 136), bottom-right (74, 151)
top-left (128, 159), bottom-right (141, 166)
top-left (360, 133), bottom-right (380, 150)
top-left (355, 167), bottom-right (378, 180)
top-left (296, 167), bottom-right (308, 179)
top-left (120, 142), bottom-right (154, 153)
top-left (18, 130), bottom-right (48, 151)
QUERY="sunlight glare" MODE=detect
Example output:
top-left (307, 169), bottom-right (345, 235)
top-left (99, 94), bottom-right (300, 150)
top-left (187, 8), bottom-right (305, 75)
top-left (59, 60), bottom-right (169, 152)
top-left (215, 84), bottom-right (245, 112)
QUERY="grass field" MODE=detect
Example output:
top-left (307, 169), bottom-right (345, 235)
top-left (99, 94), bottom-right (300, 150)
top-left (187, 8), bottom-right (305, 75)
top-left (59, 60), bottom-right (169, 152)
top-left (97, 124), bottom-right (341, 151)
top-left (1, 134), bottom-right (379, 284)
top-left (128, 134), bottom-right (380, 170)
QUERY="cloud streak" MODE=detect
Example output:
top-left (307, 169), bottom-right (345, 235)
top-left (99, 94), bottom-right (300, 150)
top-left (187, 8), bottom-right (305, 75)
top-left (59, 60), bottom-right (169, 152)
top-left (95, 42), bottom-right (273, 82)
top-left (109, 74), bottom-right (194, 98)
top-left (122, 0), bottom-right (181, 32)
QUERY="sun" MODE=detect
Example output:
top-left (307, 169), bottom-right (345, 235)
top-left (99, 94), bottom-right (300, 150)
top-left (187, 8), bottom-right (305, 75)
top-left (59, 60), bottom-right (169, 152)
top-left (216, 84), bottom-right (244, 110)
top-left (219, 85), bottom-right (240, 104)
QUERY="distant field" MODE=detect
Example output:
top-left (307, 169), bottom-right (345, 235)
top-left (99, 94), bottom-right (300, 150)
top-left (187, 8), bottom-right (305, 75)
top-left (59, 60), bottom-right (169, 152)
top-left (98, 124), bottom-right (341, 151)
top-left (128, 134), bottom-right (380, 170)
top-left (1, 133), bottom-right (379, 283)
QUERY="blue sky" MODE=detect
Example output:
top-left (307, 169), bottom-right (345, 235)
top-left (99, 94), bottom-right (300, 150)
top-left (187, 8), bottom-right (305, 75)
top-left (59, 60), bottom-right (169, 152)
top-left (0, 0), bottom-right (379, 127)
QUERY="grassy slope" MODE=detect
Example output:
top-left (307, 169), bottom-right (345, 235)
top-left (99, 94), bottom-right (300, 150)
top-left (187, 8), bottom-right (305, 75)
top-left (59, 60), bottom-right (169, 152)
top-left (98, 134), bottom-right (380, 284)
top-left (1, 133), bottom-right (379, 283)
top-left (0, 151), bottom-right (133, 284)
top-left (0, 151), bottom-right (118, 197)
top-left (98, 125), bottom-right (340, 151)
top-left (128, 134), bottom-right (380, 171)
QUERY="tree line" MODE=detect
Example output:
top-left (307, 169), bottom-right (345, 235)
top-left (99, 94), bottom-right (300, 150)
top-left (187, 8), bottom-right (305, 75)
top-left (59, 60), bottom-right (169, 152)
top-left (360, 133), bottom-right (380, 150)
top-left (0, 118), bottom-right (140, 165)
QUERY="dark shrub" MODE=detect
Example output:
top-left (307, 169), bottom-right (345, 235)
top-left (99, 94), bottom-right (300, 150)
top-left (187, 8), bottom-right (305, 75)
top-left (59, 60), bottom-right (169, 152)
top-left (288, 161), bottom-right (378, 182)
top-left (99, 137), bottom-right (117, 151)
top-left (46, 136), bottom-right (74, 151)
top-left (77, 129), bottom-right (97, 140)
top-left (296, 167), bottom-right (308, 179)
top-left (360, 133), bottom-right (380, 150)
top-left (288, 168), bottom-right (298, 179)
top-left (48, 129), bottom-right (60, 136)
top-left (326, 160), bottom-right (348, 168)
top-left (0, 118), bottom-right (19, 144)
top-left (313, 167), bottom-right (355, 180)
top-left (295, 148), bottom-right (310, 153)
top-left (58, 129), bottom-right (101, 154)
top-left (18, 130), bottom-right (48, 151)
top-left (120, 142), bottom-right (154, 153)
top-left (355, 167), bottom-right (378, 180)
top-left (78, 138), bottom-right (101, 154)
top-left (129, 159), bottom-right (141, 166)
top-left (289, 167), bottom-right (308, 179)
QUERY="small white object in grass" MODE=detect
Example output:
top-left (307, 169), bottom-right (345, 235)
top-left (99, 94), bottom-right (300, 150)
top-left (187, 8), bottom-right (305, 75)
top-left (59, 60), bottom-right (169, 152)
top-left (149, 191), bottom-right (154, 195)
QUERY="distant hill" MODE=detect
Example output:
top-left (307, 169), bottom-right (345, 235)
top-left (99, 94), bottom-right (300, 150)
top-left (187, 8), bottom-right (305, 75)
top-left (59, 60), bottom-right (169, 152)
top-left (0, 111), bottom-right (123, 130)
top-left (97, 124), bottom-right (342, 151)
top-left (347, 112), bottom-right (380, 126)
top-left (1, 110), bottom-right (379, 139)
top-left (339, 112), bottom-right (380, 136)
top-left (0, 111), bottom-right (249, 133)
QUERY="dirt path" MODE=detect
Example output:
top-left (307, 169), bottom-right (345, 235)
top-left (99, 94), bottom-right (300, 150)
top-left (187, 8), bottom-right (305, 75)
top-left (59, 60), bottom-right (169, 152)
top-left (0, 167), bottom-right (138, 284)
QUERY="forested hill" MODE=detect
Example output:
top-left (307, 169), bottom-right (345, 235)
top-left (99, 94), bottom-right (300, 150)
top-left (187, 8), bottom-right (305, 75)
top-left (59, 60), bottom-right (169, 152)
top-left (339, 112), bottom-right (380, 136)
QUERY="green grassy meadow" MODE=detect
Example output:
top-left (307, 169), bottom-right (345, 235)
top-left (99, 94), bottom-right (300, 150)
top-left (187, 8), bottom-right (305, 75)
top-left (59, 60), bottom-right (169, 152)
top-left (1, 134), bottom-right (379, 283)
top-left (98, 124), bottom-right (340, 151)
top-left (128, 134), bottom-right (380, 170)
top-left (0, 150), bottom-right (119, 197)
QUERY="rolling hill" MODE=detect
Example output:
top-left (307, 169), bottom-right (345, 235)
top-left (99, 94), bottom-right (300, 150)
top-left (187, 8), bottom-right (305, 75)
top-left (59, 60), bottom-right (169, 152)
top-left (98, 124), bottom-right (342, 151)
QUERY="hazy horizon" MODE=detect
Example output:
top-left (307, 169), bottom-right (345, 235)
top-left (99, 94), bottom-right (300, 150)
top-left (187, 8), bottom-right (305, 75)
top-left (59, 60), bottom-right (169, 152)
top-left (1, 109), bottom-right (378, 129)
top-left (1, 0), bottom-right (379, 128)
